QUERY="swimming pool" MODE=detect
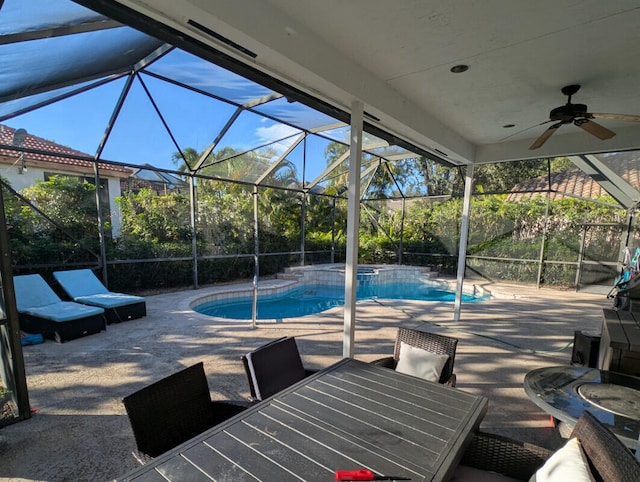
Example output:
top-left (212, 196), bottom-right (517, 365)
top-left (194, 281), bottom-right (487, 320)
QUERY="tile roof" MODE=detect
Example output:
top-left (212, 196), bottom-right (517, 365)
top-left (507, 153), bottom-right (640, 202)
top-left (0, 124), bottom-right (131, 174)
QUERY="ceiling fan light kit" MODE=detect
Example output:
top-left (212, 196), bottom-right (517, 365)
top-left (529, 84), bottom-right (640, 150)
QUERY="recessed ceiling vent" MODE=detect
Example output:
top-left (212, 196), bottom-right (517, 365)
top-left (187, 19), bottom-right (257, 58)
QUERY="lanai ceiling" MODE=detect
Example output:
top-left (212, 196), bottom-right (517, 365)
top-left (93, 0), bottom-right (640, 166)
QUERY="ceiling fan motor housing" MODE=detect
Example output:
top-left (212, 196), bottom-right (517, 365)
top-left (550, 103), bottom-right (589, 122)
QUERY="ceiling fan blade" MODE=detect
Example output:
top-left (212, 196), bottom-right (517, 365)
top-left (529, 122), bottom-right (562, 150)
top-left (575, 119), bottom-right (616, 140)
top-left (591, 113), bottom-right (640, 122)
top-left (499, 119), bottom-right (554, 143)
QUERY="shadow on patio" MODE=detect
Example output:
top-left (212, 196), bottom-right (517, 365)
top-left (0, 281), bottom-right (609, 481)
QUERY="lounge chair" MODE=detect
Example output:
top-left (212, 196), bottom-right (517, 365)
top-left (53, 269), bottom-right (146, 324)
top-left (13, 274), bottom-right (106, 343)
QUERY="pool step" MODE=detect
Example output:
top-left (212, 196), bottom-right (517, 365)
top-left (277, 264), bottom-right (440, 283)
top-left (277, 271), bottom-right (304, 281)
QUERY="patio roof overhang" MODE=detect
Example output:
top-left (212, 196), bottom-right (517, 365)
top-left (4, 1), bottom-right (640, 207)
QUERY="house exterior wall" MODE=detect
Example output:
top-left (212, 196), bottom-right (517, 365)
top-left (0, 163), bottom-right (123, 237)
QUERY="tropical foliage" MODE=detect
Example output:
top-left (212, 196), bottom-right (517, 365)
top-left (1, 148), bottom-right (630, 292)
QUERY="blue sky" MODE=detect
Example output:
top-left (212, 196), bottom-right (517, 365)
top-left (9, 77), bottom-right (301, 170)
top-left (5, 48), bottom-right (340, 183)
top-left (7, 80), bottom-right (336, 185)
top-left (1, 0), bottom-right (353, 187)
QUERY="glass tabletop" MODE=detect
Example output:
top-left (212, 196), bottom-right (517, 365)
top-left (524, 366), bottom-right (640, 448)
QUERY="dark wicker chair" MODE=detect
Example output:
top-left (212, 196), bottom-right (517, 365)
top-left (371, 327), bottom-right (458, 386)
top-left (460, 411), bottom-right (640, 482)
top-left (241, 336), bottom-right (316, 402)
top-left (123, 362), bottom-right (248, 463)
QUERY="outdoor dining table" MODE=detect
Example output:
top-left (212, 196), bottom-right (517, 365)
top-left (117, 357), bottom-right (488, 482)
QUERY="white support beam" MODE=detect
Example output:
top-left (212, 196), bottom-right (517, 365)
top-left (343, 101), bottom-right (363, 358)
top-left (454, 164), bottom-right (474, 321)
top-left (569, 154), bottom-right (640, 209)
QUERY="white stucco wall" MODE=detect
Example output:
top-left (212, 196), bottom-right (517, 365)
top-left (1, 165), bottom-right (123, 237)
top-left (107, 177), bottom-right (122, 237)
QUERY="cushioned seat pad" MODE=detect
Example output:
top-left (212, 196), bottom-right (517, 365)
top-left (75, 293), bottom-right (145, 308)
top-left (22, 301), bottom-right (104, 322)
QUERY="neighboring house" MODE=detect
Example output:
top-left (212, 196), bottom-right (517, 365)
top-left (507, 153), bottom-right (640, 202)
top-left (0, 124), bottom-right (133, 236)
top-left (506, 167), bottom-right (608, 202)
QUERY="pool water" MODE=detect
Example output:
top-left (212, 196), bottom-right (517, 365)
top-left (195, 282), bottom-right (487, 320)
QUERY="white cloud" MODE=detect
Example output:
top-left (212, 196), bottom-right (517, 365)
top-left (255, 123), bottom-right (301, 154)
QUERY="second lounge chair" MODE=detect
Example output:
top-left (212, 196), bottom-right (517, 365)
top-left (53, 269), bottom-right (146, 324)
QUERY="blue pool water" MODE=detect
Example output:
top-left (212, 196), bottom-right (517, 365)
top-left (195, 282), bottom-right (487, 320)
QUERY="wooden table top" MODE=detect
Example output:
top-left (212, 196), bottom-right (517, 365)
top-left (117, 358), bottom-right (488, 482)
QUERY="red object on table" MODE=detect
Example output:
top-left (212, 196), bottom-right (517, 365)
top-left (335, 469), bottom-right (410, 480)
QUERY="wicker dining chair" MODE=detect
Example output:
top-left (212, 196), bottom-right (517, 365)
top-left (123, 362), bottom-right (248, 463)
top-left (241, 336), bottom-right (316, 402)
top-left (371, 327), bottom-right (458, 386)
top-left (459, 410), bottom-right (640, 482)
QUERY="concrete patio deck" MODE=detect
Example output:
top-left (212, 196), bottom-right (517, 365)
top-left (0, 278), bottom-right (610, 481)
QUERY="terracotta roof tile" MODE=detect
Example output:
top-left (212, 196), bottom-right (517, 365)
top-left (507, 154), bottom-right (640, 202)
top-left (0, 124), bottom-right (131, 174)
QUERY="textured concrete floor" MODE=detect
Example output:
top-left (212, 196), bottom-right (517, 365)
top-left (0, 277), bottom-right (609, 481)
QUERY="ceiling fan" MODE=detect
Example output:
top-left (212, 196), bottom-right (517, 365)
top-left (529, 84), bottom-right (640, 150)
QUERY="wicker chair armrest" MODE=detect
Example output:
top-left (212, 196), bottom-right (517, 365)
top-left (461, 431), bottom-right (553, 480)
top-left (370, 356), bottom-right (397, 369)
top-left (218, 399), bottom-right (252, 408)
